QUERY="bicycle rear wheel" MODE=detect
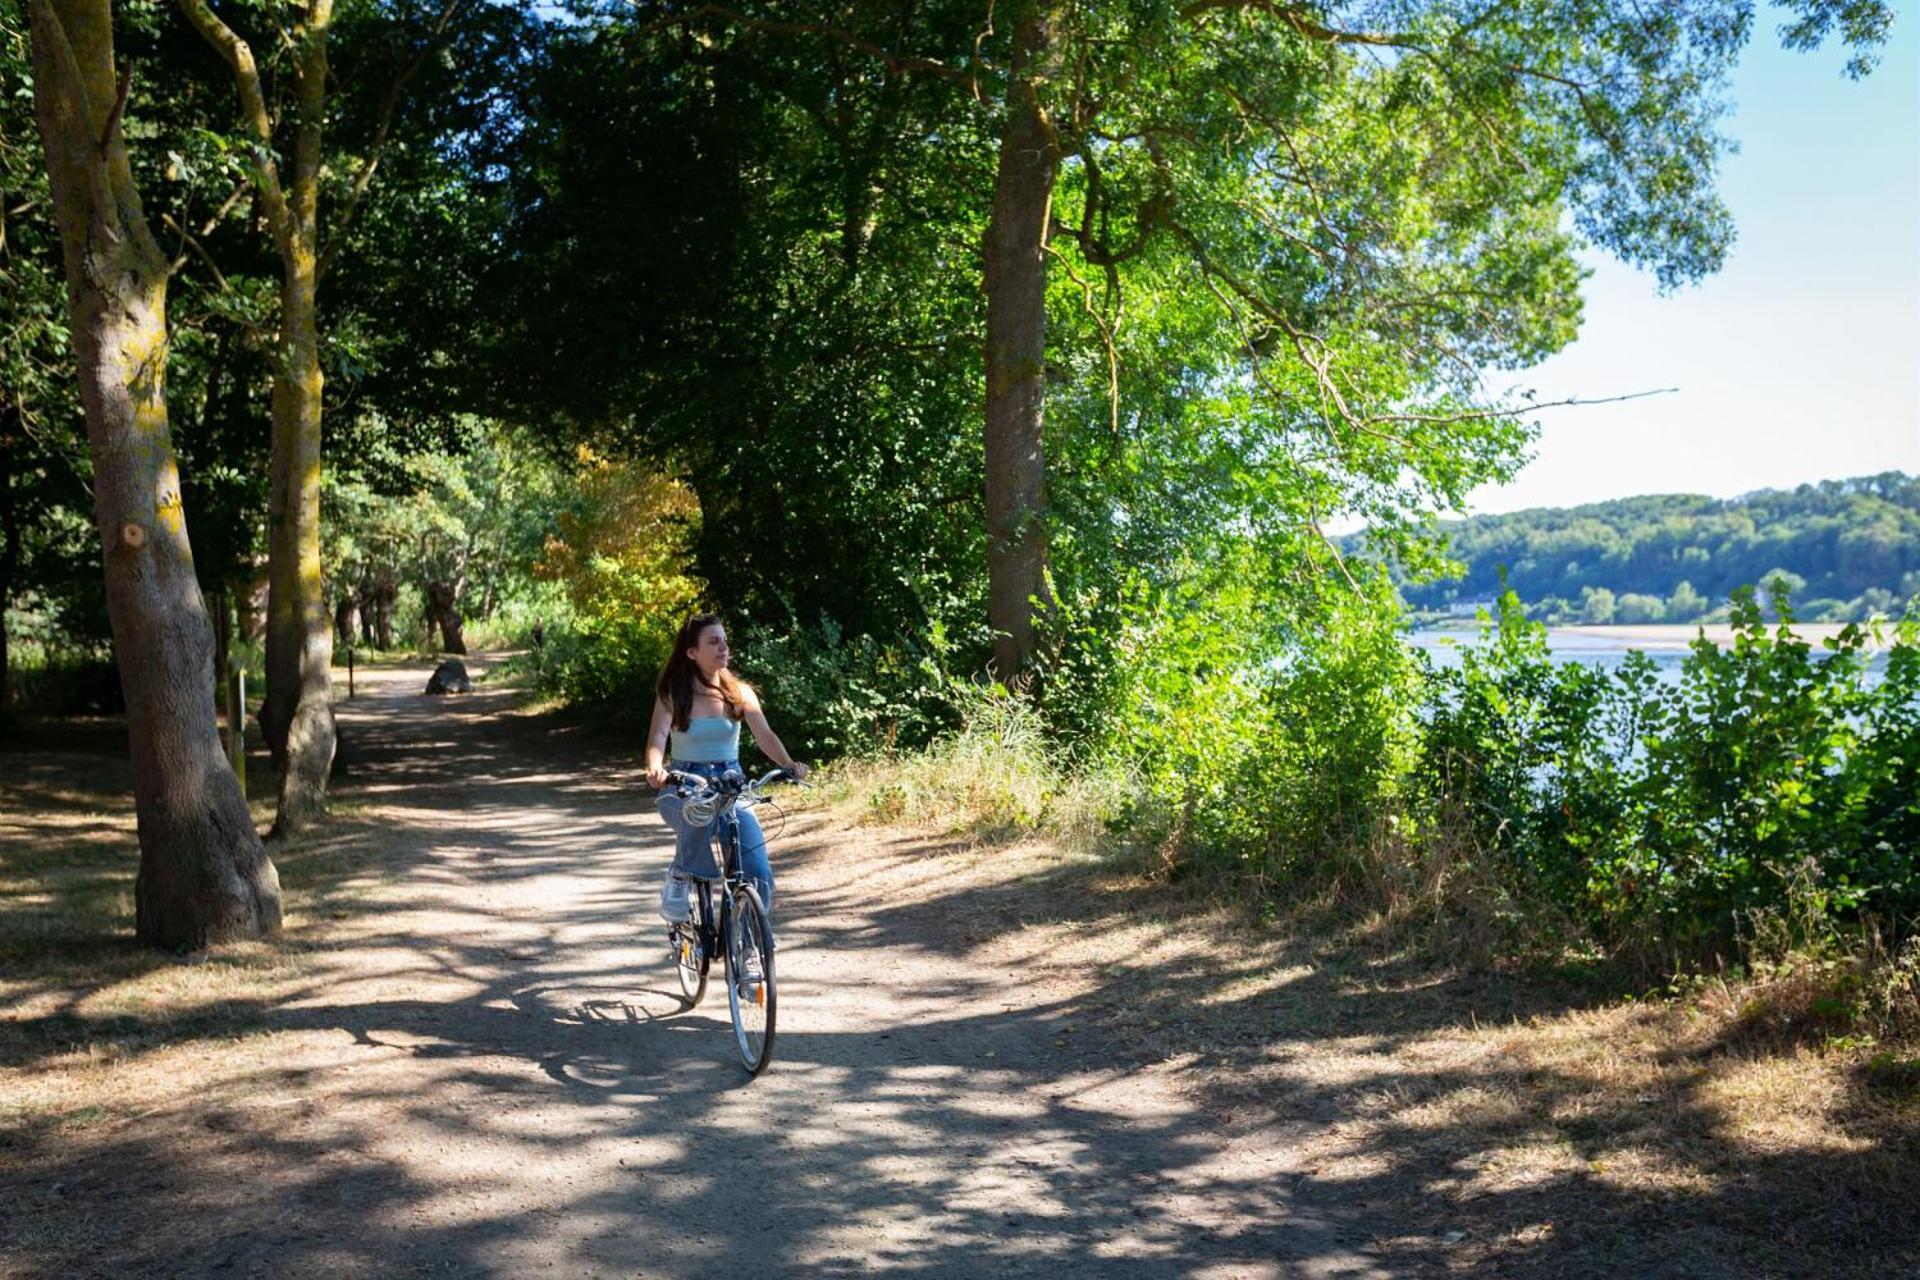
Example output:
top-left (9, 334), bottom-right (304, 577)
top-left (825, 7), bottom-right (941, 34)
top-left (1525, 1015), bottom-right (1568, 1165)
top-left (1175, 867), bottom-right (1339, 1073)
top-left (672, 884), bottom-right (709, 1006)
top-left (725, 885), bottom-right (776, 1075)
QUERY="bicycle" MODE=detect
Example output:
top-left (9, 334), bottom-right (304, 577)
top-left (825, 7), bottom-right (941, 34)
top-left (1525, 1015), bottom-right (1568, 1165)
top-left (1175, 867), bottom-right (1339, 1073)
top-left (661, 766), bottom-right (797, 1075)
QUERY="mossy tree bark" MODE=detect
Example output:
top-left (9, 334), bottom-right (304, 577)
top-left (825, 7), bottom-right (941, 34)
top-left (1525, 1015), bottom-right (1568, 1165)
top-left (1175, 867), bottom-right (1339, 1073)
top-left (27, 0), bottom-right (281, 947)
top-left (177, 0), bottom-right (336, 835)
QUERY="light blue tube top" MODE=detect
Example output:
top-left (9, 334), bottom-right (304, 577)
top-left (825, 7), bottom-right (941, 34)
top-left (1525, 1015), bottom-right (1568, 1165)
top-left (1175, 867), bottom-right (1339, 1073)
top-left (670, 715), bottom-right (741, 763)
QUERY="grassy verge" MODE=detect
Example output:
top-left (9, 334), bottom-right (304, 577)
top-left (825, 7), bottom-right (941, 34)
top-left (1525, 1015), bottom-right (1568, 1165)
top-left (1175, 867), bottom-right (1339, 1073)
top-left (815, 705), bottom-right (1920, 1271)
top-left (0, 729), bottom-right (419, 1146)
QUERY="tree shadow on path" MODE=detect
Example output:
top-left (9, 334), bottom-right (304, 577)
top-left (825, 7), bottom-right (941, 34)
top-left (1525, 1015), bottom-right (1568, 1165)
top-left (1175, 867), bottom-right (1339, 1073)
top-left (2, 659), bottom-right (1391, 1279)
top-left (4, 659), bottom-right (1913, 1278)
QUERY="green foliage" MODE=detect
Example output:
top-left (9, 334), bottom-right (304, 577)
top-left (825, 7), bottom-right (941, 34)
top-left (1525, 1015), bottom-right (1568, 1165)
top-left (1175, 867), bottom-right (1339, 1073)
top-left (1058, 575), bottom-right (1917, 972)
top-left (1043, 551), bottom-right (1422, 888)
top-left (495, 442), bottom-right (702, 708)
top-left (1416, 591), bottom-right (1920, 961)
top-left (523, 611), bottom-right (677, 713)
top-left (739, 616), bottom-right (972, 761)
top-left (1416, 593), bottom-right (1642, 919)
top-left (2, 0), bottom-right (105, 676)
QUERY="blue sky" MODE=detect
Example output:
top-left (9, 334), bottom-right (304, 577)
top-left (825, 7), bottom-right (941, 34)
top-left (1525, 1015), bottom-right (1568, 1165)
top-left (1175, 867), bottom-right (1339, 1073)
top-left (1467, 10), bottom-right (1920, 515)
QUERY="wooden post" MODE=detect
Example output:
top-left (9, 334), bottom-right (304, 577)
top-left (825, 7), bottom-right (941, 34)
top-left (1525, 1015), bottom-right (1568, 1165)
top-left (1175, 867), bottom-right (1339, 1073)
top-left (347, 644), bottom-right (355, 699)
top-left (228, 593), bottom-right (246, 793)
top-left (231, 665), bottom-right (247, 795)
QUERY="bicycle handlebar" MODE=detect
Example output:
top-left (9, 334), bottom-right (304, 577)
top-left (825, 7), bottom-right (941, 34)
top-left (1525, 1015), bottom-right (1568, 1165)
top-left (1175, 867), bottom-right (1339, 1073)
top-left (661, 766), bottom-right (802, 797)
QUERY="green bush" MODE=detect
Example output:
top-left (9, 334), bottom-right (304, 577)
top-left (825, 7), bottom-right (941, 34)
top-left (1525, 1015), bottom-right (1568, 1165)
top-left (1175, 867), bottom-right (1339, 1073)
top-left (1066, 569), bottom-right (1421, 889)
top-left (522, 612), bottom-right (678, 715)
top-left (739, 616), bottom-right (969, 760)
top-left (1416, 591), bottom-right (1920, 961)
top-left (8, 656), bottom-right (125, 715)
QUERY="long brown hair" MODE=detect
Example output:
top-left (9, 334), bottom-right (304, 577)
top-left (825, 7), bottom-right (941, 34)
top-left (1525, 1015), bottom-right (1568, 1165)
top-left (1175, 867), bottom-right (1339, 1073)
top-left (656, 612), bottom-right (745, 730)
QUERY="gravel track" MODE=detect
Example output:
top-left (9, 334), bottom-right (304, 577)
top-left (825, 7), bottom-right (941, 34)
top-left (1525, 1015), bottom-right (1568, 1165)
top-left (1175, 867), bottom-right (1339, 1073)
top-left (2, 659), bottom-right (1382, 1279)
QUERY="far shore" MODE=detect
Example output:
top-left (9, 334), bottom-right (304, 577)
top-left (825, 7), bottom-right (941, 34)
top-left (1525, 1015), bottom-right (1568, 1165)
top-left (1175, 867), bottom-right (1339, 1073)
top-left (1416, 621), bottom-right (1888, 650)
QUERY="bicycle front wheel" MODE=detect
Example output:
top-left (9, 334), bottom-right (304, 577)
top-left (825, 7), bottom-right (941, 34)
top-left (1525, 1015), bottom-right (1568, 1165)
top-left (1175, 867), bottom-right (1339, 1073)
top-left (725, 885), bottom-right (776, 1075)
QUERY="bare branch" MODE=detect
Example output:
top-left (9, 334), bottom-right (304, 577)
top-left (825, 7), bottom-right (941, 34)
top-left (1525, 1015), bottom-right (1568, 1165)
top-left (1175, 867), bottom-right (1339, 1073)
top-left (1369, 386), bottom-right (1678, 426)
top-left (161, 211), bottom-right (233, 292)
top-left (167, 177), bottom-right (249, 276)
top-left (1309, 518), bottom-right (1363, 593)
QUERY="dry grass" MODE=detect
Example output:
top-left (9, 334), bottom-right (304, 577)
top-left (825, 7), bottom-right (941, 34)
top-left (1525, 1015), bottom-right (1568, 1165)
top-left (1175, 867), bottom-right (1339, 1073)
top-left (0, 738), bottom-right (421, 1148)
top-left (7, 699), bottom-right (1918, 1277)
top-left (818, 689), bottom-right (1124, 847)
top-left (825, 753), bottom-right (1920, 1277)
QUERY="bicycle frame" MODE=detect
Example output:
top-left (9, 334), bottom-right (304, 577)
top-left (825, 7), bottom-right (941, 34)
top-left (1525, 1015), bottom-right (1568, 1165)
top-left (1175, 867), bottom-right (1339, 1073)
top-left (664, 767), bottom-right (789, 961)
top-left (662, 767), bottom-right (792, 1074)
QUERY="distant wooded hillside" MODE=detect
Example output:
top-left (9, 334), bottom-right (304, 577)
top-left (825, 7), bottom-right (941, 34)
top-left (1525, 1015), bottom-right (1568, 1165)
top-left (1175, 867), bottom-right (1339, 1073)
top-left (1383, 473), bottom-right (1920, 623)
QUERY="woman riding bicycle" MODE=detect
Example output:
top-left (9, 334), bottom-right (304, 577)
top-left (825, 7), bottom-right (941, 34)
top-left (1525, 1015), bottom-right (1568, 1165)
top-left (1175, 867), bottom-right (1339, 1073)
top-left (644, 613), bottom-right (810, 923)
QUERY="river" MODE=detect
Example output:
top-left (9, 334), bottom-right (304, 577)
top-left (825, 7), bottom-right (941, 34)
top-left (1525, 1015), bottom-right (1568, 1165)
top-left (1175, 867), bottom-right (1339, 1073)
top-left (1406, 622), bottom-right (1889, 680)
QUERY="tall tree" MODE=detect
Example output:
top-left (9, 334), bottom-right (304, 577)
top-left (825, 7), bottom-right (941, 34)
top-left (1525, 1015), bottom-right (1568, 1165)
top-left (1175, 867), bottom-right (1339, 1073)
top-left (639, 0), bottom-right (1894, 678)
top-left (174, 0), bottom-right (464, 832)
top-left (26, 0), bottom-right (281, 945)
top-left (174, 0), bottom-right (337, 832)
top-left (982, 3), bottom-right (1062, 675)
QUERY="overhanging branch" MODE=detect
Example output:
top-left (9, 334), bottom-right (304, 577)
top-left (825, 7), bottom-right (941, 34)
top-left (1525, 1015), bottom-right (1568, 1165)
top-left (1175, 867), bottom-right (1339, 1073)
top-left (624, 1), bottom-right (988, 92)
top-left (317, 0), bottom-right (470, 281)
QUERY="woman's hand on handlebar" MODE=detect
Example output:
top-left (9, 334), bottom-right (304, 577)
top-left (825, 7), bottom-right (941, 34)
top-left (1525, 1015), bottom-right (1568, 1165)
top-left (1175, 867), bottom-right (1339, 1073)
top-left (645, 762), bottom-right (669, 790)
top-left (785, 761), bottom-right (811, 782)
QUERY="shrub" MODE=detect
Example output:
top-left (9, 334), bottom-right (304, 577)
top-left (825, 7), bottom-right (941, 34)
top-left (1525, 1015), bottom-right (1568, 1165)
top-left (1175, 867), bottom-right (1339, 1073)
top-left (737, 615), bottom-right (971, 760)
top-left (836, 679), bottom-right (1114, 840)
top-left (1414, 590), bottom-right (1920, 964)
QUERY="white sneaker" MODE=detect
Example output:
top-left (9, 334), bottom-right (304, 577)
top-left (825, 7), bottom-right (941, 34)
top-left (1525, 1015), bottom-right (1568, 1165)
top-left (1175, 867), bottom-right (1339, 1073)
top-left (658, 873), bottom-right (691, 923)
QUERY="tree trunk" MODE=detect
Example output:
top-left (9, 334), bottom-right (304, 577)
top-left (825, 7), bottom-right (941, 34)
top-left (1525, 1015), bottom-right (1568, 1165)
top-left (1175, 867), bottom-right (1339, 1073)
top-left (177, 0), bottom-right (336, 836)
top-left (212, 582), bottom-right (231, 726)
top-left (28, 0), bottom-right (280, 947)
top-left (426, 580), bottom-right (465, 654)
top-left (357, 574), bottom-right (375, 646)
top-left (0, 396), bottom-right (19, 713)
top-left (260, 266), bottom-right (334, 833)
top-left (268, 13), bottom-right (335, 834)
top-left (333, 590), bottom-right (357, 646)
top-left (371, 574), bottom-right (395, 650)
top-left (982, 7), bottom-right (1062, 680)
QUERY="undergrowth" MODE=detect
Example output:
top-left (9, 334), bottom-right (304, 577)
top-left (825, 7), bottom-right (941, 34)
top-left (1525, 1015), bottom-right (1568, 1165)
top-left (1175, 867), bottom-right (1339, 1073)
top-left (822, 680), bottom-right (1124, 846)
top-left (826, 632), bottom-right (1920, 1049)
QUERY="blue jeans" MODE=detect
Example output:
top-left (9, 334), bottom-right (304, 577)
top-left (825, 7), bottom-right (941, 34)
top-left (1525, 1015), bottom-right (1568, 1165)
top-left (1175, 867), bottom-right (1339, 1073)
top-left (657, 761), bottom-right (774, 912)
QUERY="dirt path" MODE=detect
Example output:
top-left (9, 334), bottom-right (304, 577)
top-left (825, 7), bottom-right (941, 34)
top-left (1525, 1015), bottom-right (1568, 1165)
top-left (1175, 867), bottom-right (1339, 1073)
top-left (2, 661), bottom-right (1384, 1279)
